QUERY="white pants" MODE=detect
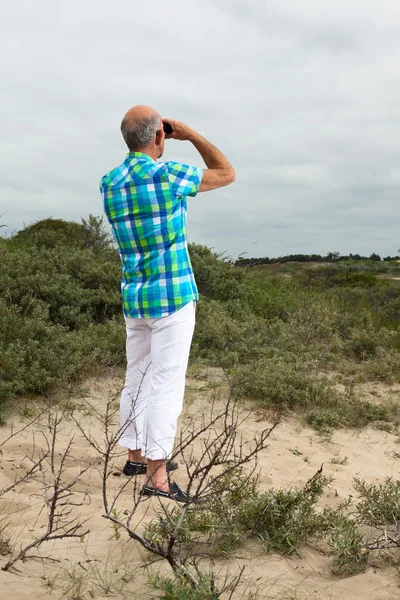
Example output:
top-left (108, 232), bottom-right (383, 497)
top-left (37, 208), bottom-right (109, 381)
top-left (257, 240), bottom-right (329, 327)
top-left (119, 301), bottom-right (196, 460)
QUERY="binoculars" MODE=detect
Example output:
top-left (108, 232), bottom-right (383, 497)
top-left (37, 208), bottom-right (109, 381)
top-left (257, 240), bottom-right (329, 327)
top-left (163, 122), bottom-right (173, 135)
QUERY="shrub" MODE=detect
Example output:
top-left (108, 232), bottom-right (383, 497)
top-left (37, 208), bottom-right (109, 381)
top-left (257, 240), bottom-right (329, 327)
top-left (252, 477), bottom-right (331, 556)
top-left (354, 477), bottom-right (400, 526)
top-left (0, 301), bottom-right (87, 401)
top-left (296, 266), bottom-right (386, 290)
top-left (191, 299), bottom-right (272, 367)
top-left (360, 349), bottom-right (400, 383)
top-left (0, 300), bottom-right (125, 405)
top-left (232, 354), bottom-right (332, 409)
top-left (149, 571), bottom-right (220, 600)
top-left (143, 506), bottom-right (191, 551)
top-left (2, 220), bottom-right (400, 433)
top-left (0, 222), bottom-right (125, 412)
top-left (323, 510), bottom-right (367, 575)
top-left (0, 245), bottom-right (121, 328)
top-left (233, 354), bottom-right (397, 430)
top-left (157, 469), bottom-right (399, 576)
top-left (12, 215), bottom-right (113, 252)
top-left (189, 244), bottom-right (244, 303)
top-left (185, 468), bottom-right (332, 557)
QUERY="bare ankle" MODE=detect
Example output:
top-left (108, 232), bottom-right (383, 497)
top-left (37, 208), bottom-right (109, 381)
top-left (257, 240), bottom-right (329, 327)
top-left (128, 449), bottom-right (146, 463)
top-left (147, 459), bottom-right (168, 491)
top-left (150, 479), bottom-right (169, 492)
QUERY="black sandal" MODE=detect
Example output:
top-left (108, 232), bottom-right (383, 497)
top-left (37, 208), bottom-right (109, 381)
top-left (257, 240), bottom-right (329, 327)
top-left (140, 481), bottom-right (204, 504)
top-left (123, 460), bottom-right (178, 477)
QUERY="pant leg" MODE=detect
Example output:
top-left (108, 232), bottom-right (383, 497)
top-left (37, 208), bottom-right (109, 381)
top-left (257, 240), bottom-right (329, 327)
top-left (119, 316), bottom-right (152, 451)
top-left (142, 301), bottom-right (196, 460)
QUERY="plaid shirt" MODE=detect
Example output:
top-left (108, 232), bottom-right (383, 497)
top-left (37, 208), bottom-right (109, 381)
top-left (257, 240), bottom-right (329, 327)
top-left (100, 152), bottom-right (203, 318)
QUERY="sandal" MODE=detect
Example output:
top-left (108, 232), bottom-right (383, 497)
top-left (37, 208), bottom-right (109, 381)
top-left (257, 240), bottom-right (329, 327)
top-left (140, 481), bottom-right (204, 504)
top-left (123, 459), bottom-right (178, 477)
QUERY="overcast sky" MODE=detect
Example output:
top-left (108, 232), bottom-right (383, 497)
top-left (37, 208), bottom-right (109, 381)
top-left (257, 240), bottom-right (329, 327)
top-left (1, 0), bottom-right (400, 258)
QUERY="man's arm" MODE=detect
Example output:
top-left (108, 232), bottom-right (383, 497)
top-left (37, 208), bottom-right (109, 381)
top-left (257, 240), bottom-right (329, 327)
top-left (163, 120), bottom-right (236, 192)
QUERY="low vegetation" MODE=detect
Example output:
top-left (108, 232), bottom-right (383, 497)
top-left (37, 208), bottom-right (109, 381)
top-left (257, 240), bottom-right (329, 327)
top-left (144, 466), bottom-right (400, 580)
top-left (1, 216), bottom-right (400, 432)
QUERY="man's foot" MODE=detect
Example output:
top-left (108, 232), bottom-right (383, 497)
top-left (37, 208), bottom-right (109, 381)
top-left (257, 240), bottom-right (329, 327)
top-left (140, 481), bottom-right (204, 504)
top-left (123, 459), bottom-right (178, 477)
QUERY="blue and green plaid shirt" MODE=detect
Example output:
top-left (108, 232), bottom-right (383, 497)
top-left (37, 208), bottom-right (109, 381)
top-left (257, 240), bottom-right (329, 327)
top-left (100, 152), bottom-right (203, 318)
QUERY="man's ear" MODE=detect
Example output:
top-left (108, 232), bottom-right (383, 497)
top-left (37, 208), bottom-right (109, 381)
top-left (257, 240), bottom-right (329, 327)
top-left (155, 129), bottom-right (163, 147)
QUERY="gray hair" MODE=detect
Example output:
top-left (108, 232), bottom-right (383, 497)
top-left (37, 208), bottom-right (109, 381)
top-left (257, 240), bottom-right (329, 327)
top-left (121, 114), bottom-right (160, 151)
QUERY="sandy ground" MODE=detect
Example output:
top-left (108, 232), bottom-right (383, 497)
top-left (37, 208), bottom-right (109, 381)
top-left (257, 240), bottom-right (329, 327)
top-left (0, 369), bottom-right (399, 600)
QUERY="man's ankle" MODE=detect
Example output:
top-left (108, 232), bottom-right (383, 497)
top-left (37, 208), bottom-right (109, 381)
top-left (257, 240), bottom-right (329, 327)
top-left (147, 459), bottom-right (168, 490)
top-left (148, 478), bottom-right (169, 492)
top-left (128, 449), bottom-right (145, 463)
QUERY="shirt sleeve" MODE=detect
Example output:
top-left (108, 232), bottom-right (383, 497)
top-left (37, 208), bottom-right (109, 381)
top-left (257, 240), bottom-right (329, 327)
top-left (165, 161), bottom-right (203, 198)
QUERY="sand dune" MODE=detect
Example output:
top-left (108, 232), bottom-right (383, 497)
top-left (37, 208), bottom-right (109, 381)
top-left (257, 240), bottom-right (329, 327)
top-left (0, 369), bottom-right (399, 599)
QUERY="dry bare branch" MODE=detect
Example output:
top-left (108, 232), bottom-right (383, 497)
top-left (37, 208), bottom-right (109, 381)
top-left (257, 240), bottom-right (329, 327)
top-left (2, 410), bottom-right (91, 571)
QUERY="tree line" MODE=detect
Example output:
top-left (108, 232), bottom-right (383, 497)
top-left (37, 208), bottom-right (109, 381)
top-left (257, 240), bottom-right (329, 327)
top-left (235, 251), bottom-right (399, 266)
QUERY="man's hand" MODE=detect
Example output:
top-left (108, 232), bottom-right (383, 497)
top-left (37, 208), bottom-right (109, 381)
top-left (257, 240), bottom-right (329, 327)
top-left (162, 119), bottom-right (193, 141)
top-left (163, 119), bottom-right (236, 192)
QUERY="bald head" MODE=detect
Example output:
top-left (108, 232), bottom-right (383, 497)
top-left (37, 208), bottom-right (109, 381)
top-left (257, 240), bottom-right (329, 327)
top-left (123, 104), bottom-right (160, 124)
top-left (121, 105), bottom-right (162, 152)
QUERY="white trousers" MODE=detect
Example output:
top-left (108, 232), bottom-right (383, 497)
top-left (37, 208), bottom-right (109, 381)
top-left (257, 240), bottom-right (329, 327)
top-left (119, 301), bottom-right (196, 460)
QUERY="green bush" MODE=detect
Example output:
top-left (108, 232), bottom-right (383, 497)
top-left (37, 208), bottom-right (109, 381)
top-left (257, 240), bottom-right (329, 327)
top-left (184, 468), bottom-right (332, 557)
top-left (148, 469), bottom-right (398, 576)
top-left (232, 354), bottom-right (330, 409)
top-left (0, 245), bottom-right (121, 328)
top-left (354, 477), bottom-right (400, 526)
top-left (0, 218), bottom-right (125, 411)
top-left (191, 299), bottom-right (272, 367)
top-left (233, 353), bottom-right (397, 430)
top-left (296, 266), bottom-right (386, 290)
top-left (143, 506), bottom-right (192, 551)
top-left (0, 300), bottom-right (125, 405)
top-left (2, 218), bottom-right (400, 430)
top-left (360, 349), bottom-right (400, 383)
top-left (304, 400), bottom-right (394, 431)
top-left (149, 572), bottom-right (220, 600)
top-left (322, 510), bottom-right (366, 575)
top-left (12, 215), bottom-right (113, 252)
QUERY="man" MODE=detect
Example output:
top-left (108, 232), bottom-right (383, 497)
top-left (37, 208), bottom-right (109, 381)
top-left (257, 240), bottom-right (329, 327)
top-left (100, 105), bottom-right (235, 502)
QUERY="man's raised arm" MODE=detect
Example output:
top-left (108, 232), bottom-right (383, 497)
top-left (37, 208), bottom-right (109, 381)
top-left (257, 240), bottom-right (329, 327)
top-left (163, 120), bottom-right (236, 192)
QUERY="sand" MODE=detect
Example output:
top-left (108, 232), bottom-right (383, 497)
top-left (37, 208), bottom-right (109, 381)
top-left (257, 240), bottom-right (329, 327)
top-left (0, 368), bottom-right (399, 599)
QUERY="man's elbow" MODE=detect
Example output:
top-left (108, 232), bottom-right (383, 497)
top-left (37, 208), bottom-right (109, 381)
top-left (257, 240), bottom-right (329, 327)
top-left (199, 167), bottom-right (236, 192)
top-left (225, 168), bottom-right (236, 186)
top-left (219, 168), bottom-right (236, 188)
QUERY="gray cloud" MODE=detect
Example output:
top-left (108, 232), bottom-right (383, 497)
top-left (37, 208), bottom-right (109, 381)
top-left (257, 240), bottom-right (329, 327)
top-left (1, 0), bottom-right (400, 258)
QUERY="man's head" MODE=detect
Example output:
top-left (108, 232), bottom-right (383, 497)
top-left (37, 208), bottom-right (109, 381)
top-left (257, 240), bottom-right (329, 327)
top-left (121, 105), bottom-right (165, 159)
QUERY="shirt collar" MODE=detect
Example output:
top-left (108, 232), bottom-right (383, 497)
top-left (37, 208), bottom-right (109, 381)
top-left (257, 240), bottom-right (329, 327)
top-left (127, 151), bottom-right (155, 163)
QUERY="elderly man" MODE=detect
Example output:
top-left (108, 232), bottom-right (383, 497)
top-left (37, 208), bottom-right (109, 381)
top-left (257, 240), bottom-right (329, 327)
top-left (100, 105), bottom-right (235, 502)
